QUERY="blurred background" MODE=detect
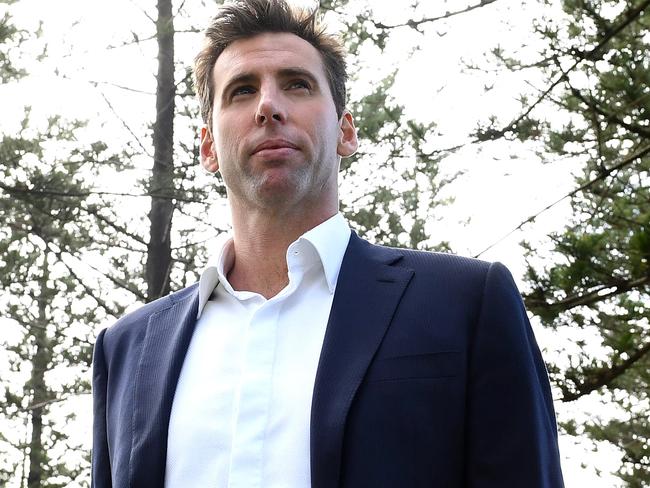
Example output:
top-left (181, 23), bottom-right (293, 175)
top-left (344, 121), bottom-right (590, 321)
top-left (0, 0), bottom-right (648, 486)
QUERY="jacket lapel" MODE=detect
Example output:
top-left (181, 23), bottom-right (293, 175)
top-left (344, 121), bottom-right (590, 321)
top-left (310, 234), bottom-right (414, 488)
top-left (129, 287), bottom-right (200, 488)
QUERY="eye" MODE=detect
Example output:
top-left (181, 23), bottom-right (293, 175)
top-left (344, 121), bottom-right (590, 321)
top-left (287, 79), bottom-right (311, 91)
top-left (231, 85), bottom-right (255, 97)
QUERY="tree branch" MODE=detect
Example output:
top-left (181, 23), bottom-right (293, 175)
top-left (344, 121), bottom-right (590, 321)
top-left (45, 239), bottom-right (147, 302)
top-left (0, 183), bottom-right (209, 205)
top-left (4, 314), bottom-right (94, 347)
top-left (473, 142), bottom-right (650, 257)
top-left (106, 33), bottom-right (156, 51)
top-left (128, 0), bottom-right (156, 25)
top-left (78, 259), bottom-right (146, 302)
top-left (88, 78), bottom-right (154, 96)
top-left (480, 0), bottom-right (650, 141)
top-left (561, 340), bottom-right (650, 402)
top-left (53, 249), bottom-right (124, 318)
top-left (16, 391), bottom-right (90, 414)
top-left (82, 204), bottom-right (148, 247)
top-left (568, 85), bottom-right (650, 139)
top-left (99, 91), bottom-right (153, 157)
top-left (372, 0), bottom-right (498, 30)
top-left (529, 275), bottom-right (650, 312)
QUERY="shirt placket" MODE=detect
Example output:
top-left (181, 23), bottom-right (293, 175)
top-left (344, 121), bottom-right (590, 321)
top-left (227, 249), bottom-right (307, 488)
top-left (227, 298), bottom-right (279, 488)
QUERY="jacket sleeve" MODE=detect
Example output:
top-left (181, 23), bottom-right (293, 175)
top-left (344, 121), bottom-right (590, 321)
top-left (465, 262), bottom-right (564, 487)
top-left (91, 328), bottom-right (112, 488)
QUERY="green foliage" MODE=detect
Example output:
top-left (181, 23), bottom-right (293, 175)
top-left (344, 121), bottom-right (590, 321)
top-left (496, 0), bottom-right (650, 484)
top-left (0, 110), bottom-right (123, 487)
top-left (318, 1), bottom-right (457, 252)
top-left (0, 8), bottom-right (127, 487)
top-left (342, 68), bottom-right (456, 251)
top-left (0, 11), bottom-right (26, 82)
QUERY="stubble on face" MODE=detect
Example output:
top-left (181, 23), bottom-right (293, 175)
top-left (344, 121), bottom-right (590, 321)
top-left (235, 133), bottom-right (340, 213)
top-left (209, 33), bottom-right (342, 217)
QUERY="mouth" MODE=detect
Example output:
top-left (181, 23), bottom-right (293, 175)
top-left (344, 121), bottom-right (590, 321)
top-left (251, 139), bottom-right (299, 155)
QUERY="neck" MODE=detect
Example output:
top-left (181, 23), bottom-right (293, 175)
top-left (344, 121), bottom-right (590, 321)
top-left (226, 200), bottom-right (337, 299)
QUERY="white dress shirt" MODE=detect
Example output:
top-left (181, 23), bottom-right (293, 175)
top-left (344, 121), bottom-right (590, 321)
top-left (165, 213), bottom-right (351, 488)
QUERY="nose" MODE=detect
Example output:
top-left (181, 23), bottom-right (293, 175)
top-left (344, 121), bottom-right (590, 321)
top-left (255, 87), bottom-right (286, 126)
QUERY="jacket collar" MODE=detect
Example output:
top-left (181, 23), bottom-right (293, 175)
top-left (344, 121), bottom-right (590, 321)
top-left (196, 213), bottom-right (351, 318)
top-left (129, 287), bottom-right (200, 488)
top-left (310, 233), bottom-right (414, 488)
top-left (127, 233), bottom-right (413, 488)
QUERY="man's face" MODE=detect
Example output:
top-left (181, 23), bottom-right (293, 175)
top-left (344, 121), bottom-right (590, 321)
top-left (200, 32), bottom-right (357, 213)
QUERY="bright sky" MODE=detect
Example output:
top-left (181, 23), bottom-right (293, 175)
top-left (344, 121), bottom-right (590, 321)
top-left (1, 0), bottom-right (627, 486)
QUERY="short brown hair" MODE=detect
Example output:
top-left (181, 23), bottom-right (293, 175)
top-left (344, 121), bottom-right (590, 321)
top-left (193, 0), bottom-right (347, 129)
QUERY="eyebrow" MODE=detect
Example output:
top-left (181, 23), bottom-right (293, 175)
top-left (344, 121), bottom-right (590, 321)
top-left (278, 67), bottom-right (319, 87)
top-left (219, 67), bottom-right (321, 103)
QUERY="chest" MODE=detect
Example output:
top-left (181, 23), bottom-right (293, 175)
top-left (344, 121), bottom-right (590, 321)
top-left (165, 273), bottom-right (334, 487)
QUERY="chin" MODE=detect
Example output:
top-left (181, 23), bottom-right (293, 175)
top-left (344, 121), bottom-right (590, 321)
top-left (254, 182), bottom-right (313, 211)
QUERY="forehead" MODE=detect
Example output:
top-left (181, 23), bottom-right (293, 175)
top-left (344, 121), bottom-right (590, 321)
top-left (212, 32), bottom-right (328, 89)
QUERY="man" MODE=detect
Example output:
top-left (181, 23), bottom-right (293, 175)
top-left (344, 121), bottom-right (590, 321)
top-left (92, 0), bottom-right (565, 486)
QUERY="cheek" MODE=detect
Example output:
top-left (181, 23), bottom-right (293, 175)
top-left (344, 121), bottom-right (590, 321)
top-left (308, 110), bottom-right (339, 150)
top-left (213, 121), bottom-right (239, 158)
top-left (214, 110), bottom-right (248, 142)
top-left (323, 122), bottom-right (342, 155)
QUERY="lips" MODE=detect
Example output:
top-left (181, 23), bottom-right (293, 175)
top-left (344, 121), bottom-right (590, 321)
top-left (251, 139), bottom-right (299, 155)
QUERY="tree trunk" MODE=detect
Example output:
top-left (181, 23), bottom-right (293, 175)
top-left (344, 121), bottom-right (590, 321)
top-left (146, 0), bottom-right (175, 302)
top-left (26, 258), bottom-right (51, 488)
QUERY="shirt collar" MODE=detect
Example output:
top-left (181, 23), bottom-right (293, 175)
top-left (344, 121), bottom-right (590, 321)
top-left (197, 213), bottom-right (351, 318)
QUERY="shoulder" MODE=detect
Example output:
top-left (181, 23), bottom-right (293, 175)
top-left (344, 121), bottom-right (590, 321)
top-left (399, 246), bottom-right (490, 273)
top-left (356, 234), bottom-right (494, 279)
top-left (351, 235), bottom-right (518, 298)
top-left (99, 283), bottom-right (199, 351)
top-left (400, 247), bottom-right (515, 286)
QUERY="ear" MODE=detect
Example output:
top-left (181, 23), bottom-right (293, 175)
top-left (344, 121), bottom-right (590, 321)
top-left (336, 111), bottom-right (358, 158)
top-left (200, 126), bottom-right (219, 173)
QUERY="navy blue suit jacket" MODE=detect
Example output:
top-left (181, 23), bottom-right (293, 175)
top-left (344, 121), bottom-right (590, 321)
top-left (92, 233), bottom-right (564, 487)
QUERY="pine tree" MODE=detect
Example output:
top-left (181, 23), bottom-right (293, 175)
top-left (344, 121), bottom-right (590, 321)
top-left (0, 7), bottom-right (127, 487)
top-left (486, 0), bottom-right (650, 484)
top-left (0, 116), bottom-right (125, 488)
